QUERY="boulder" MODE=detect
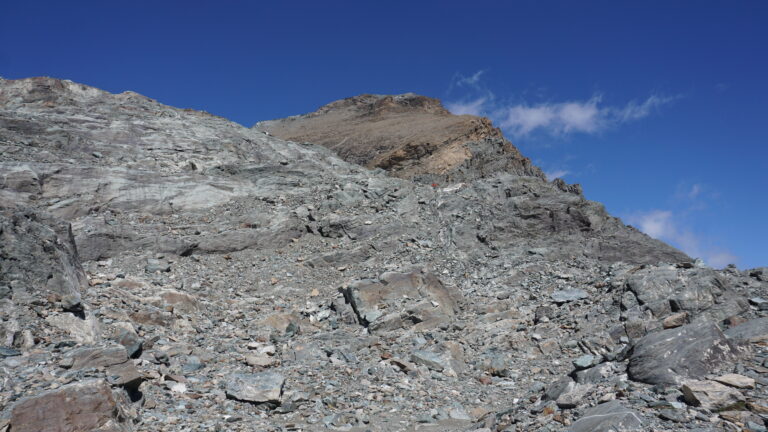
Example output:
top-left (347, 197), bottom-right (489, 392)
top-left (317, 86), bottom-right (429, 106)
top-left (226, 372), bottom-right (284, 404)
top-left (343, 269), bottom-right (460, 332)
top-left (9, 379), bottom-right (132, 432)
top-left (569, 400), bottom-right (644, 432)
top-left (628, 322), bottom-right (742, 385)
top-left (626, 266), bottom-right (746, 320)
top-left (681, 380), bottom-right (746, 411)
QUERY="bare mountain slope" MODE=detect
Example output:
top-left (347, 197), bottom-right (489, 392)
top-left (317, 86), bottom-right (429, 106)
top-left (255, 93), bottom-right (543, 182)
top-left (2, 77), bottom-right (765, 432)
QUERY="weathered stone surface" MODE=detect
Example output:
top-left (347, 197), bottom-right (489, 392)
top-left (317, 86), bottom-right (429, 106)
top-left (2, 76), bottom-right (764, 432)
top-left (713, 373), bottom-right (755, 389)
top-left (255, 93), bottom-right (544, 182)
top-left (574, 362), bottom-right (618, 384)
top-left (9, 379), bottom-right (132, 432)
top-left (343, 270), bottom-right (460, 332)
top-left (225, 372), bottom-right (285, 404)
top-left (45, 313), bottom-right (101, 344)
top-left (551, 288), bottom-right (589, 304)
top-left (556, 382), bottom-right (592, 409)
top-left (626, 266), bottom-right (745, 320)
top-left (61, 344), bottom-right (128, 369)
top-left (681, 380), bottom-right (746, 411)
top-left (0, 208), bottom-right (87, 306)
top-left (569, 400), bottom-right (644, 432)
top-left (628, 322), bottom-right (742, 385)
top-left (724, 317), bottom-right (768, 343)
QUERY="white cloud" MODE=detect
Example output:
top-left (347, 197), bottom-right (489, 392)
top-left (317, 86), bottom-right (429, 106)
top-left (688, 184), bottom-right (702, 199)
top-left (457, 70), bottom-right (484, 87)
top-left (490, 94), bottom-right (674, 137)
top-left (627, 210), bottom-right (737, 268)
top-left (615, 94), bottom-right (678, 122)
top-left (445, 72), bottom-right (677, 137)
top-left (445, 97), bottom-right (487, 116)
top-left (544, 169), bottom-right (569, 180)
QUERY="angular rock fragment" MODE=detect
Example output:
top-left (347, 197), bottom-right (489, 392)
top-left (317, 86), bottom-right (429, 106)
top-left (628, 322), bottom-right (742, 385)
top-left (60, 345), bottom-right (143, 389)
top-left (550, 288), bottom-right (588, 304)
top-left (60, 344), bottom-right (128, 369)
top-left (569, 400), bottom-right (643, 432)
top-left (343, 269), bottom-right (460, 332)
top-left (713, 373), bottom-right (755, 389)
top-left (226, 372), bottom-right (285, 404)
top-left (681, 380), bottom-right (746, 411)
top-left (9, 379), bottom-right (133, 432)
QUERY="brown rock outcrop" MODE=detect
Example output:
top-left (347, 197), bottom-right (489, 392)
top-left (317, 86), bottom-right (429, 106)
top-left (255, 93), bottom-right (544, 182)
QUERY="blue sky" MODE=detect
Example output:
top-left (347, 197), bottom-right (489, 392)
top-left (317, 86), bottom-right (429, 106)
top-left (2, 1), bottom-right (766, 268)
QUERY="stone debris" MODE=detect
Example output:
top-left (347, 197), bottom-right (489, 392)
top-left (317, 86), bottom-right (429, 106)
top-left (681, 379), bottom-right (746, 411)
top-left (0, 77), bottom-right (766, 431)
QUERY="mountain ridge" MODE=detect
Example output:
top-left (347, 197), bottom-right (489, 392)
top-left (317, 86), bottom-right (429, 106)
top-left (1, 76), bottom-right (766, 432)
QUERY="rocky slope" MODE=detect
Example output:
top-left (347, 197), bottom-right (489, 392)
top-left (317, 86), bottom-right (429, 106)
top-left (0, 77), bottom-right (766, 432)
top-left (255, 93), bottom-right (542, 183)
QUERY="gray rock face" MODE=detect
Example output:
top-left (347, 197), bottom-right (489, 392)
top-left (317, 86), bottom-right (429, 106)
top-left (225, 372), bottom-right (285, 404)
top-left (569, 400), bottom-right (644, 432)
top-left (626, 265), bottom-right (747, 321)
top-left (628, 322), bottom-right (743, 385)
top-left (724, 317), bottom-right (768, 343)
top-left (0, 208), bottom-right (87, 307)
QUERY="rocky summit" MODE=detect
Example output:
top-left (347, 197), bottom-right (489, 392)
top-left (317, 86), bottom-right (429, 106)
top-left (255, 93), bottom-right (542, 183)
top-left (0, 76), bottom-right (766, 431)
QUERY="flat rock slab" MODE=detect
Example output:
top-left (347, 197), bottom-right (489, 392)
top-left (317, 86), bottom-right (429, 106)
top-left (681, 380), bottom-right (746, 411)
top-left (550, 288), bottom-right (588, 303)
top-left (60, 345), bottom-right (128, 369)
top-left (569, 400), bottom-right (644, 432)
top-left (226, 372), bottom-right (284, 404)
top-left (628, 321), bottom-right (741, 385)
top-left (343, 270), bottom-right (460, 332)
top-left (9, 379), bottom-right (132, 432)
top-left (714, 373), bottom-right (755, 389)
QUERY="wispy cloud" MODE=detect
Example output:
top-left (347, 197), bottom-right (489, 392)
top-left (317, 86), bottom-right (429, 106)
top-left (687, 184), bottom-right (702, 199)
top-left (544, 169), bottom-right (569, 180)
top-left (627, 209), bottom-right (737, 268)
top-left (456, 70), bottom-right (485, 87)
top-left (445, 71), bottom-right (678, 138)
top-left (445, 97), bottom-right (487, 116)
top-left (448, 94), bottom-right (676, 137)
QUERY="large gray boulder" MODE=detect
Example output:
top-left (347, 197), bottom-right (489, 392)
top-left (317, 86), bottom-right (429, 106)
top-left (626, 265), bottom-right (747, 321)
top-left (628, 322), bottom-right (743, 385)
